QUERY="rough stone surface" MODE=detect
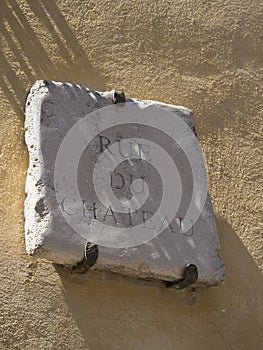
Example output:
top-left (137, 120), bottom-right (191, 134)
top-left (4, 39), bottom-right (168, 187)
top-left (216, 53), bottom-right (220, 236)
top-left (25, 80), bottom-right (224, 286)
top-left (1, 1), bottom-right (262, 349)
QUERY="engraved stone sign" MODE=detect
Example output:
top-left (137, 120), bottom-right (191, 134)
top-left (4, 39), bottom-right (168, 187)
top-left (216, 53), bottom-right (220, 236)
top-left (25, 80), bottom-right (225, 287)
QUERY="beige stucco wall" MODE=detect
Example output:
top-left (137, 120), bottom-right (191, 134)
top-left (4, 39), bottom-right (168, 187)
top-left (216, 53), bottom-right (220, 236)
top-left (0, 0), bottom-right (262, 349)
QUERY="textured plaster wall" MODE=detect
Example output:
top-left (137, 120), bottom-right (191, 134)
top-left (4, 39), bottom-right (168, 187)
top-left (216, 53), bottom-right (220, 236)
top-left (0, 0), bottom-right (262, 349)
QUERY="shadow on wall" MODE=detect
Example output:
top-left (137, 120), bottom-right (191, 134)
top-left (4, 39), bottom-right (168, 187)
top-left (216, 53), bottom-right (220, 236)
top-left (55, 217), bottom-right (263, 350)
top-left (0, 0), bottom-right (105, 118)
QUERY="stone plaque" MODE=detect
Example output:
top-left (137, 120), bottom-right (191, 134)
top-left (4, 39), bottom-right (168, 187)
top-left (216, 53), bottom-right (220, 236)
top-left (25, 80), bottom-right (225, 287)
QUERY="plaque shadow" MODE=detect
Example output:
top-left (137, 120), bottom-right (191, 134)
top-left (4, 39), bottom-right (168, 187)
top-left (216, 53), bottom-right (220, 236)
top-left (54, 217), bottom-right (263, 349)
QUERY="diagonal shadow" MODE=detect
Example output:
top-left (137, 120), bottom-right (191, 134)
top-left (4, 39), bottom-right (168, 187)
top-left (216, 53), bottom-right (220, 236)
top-left (0, 0), bottom-right (105, 119)
top-left (55, 217), bottom-right (263, 350)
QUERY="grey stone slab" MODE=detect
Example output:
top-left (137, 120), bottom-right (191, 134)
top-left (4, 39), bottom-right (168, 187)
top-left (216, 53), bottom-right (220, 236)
top-left (25, 80), bottom-right (225, 287)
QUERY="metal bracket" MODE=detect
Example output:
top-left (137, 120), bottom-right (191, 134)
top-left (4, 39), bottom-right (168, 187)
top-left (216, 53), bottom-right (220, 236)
top-left (174, 264), bottom-right (198, 289)
top-left (112, 90), bottom-right (126, 104)
top-left (100, 89), bottom-right (126, 104)
top-left (166, 264), bottom-right (198, 290)
top-left (72, 242), bottom-right (98, 274)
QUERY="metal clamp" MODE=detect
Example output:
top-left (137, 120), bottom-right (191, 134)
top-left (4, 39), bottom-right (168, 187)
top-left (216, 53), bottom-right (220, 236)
top-left (166, 264), bottom-right (198, 290)
top-left (72, 242), bottom-right (98, 274)
top-left (112, 89), bottom-right (126, 104)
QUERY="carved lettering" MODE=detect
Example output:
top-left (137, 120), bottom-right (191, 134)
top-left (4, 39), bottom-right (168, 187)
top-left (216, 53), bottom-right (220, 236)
top-left (111, 171), bottom-right (125, 190)
top-left (137, 142), bottom-right (151, 161)
top-left (130, 174), bottom-right (145, 194)
top-left (60, 197), bottom-right (194, 236)
top-left (117, 139), bottom-right (133, 158)
top-left (103, 205), bottom-right (119, 224)
top-left (98, 134), bottom-right (111, 153)
top-left (61, 197), bottom-right (78, 215)
top-left (98, 135), bottom-right (152, 161)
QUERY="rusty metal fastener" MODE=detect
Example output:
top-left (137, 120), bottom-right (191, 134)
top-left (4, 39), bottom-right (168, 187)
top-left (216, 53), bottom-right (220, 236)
top-left (112, 89), bottom-right (126, 104)
top-left (173, 264), bottom-right (198, 290)
top-left (72, 242), bottom-right (98, 274)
